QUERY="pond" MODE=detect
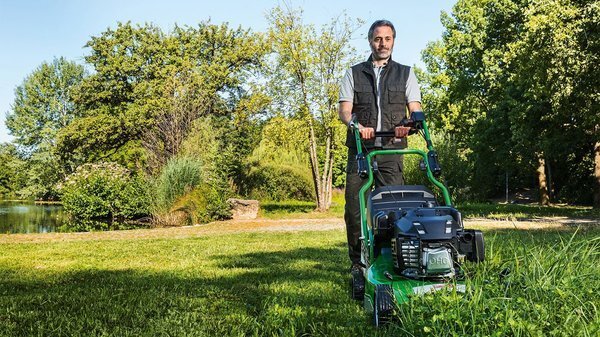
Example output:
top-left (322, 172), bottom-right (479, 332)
top-left (0, 201), bottom-right (68, 234)
top-left (0, 201), bottom-right (149, 234)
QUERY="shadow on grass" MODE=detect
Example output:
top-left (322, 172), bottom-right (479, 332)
top-left (259, 202), bottom-right (315, 214)
top-left (0, 244), bottom-right (384, 336)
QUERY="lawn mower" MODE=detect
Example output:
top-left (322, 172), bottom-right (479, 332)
top-left (348, 111), bottom-right (485, 326)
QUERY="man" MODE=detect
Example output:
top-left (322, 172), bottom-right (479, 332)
top-left (338, 19), bottom-right (423, 297)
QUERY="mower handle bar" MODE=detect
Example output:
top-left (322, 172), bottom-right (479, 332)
top-left (349, 113), bottom-right (423, 137)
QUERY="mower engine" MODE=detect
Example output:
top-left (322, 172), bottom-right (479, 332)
top-left (373, 207), bottom-right (484, 280)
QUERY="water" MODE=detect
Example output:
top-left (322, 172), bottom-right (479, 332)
top-left (0, 201), bottom-right (152, 234)
top-left (0, 201), bottom-right (67, 234)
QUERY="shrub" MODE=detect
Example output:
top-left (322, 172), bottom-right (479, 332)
top-left (59, 162), bottom-right (151, 220)
top-left (152, 156), bottom-right (231, 224)
top-left (153, 157), bottom-right (203, 212)
top-left (245, 164), bottom-right (315, 201)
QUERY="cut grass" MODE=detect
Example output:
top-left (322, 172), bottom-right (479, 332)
top-left (258, 190), bottom-right (345, 219)
top-left (458, 202), bottom-right (600, 220)
top-left (1, 225), bottom-right (598, 336)
top-left (259, 194), bottom-right (599, 222)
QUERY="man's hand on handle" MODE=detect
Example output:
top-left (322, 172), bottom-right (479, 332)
top-left (358, 125), bottom-right (411, 140)
top-left (394, 126), bottom-right (411, 138)
top-left (359, 125), bottom-right (375, 140)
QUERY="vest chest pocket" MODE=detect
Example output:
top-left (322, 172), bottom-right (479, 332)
top-left (354, 85), bottom-right (373, 104)
top-left (388, 85), bottom-right (406, 104)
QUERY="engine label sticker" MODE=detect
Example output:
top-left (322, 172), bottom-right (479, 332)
top-left (412, 283), bottom-right (466, 295)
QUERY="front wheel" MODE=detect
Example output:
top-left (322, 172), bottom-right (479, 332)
top-left (373, 285), bottom-right (394, 327)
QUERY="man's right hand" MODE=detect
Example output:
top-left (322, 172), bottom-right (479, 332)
top-left (359, 126), bottom-right (375, 140)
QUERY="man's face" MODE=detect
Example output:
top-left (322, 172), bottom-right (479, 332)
top-left (369, 26), bottom-right (394, 61)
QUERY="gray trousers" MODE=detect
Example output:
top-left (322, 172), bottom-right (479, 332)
top-left (344, 148), bottom-right (404, 265)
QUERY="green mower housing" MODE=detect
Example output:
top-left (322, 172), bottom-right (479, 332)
top-left (349, 112), bottom-right (485, 326)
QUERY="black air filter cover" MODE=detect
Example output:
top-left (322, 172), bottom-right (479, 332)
top-left (393, 208), bottom-right (457, 240)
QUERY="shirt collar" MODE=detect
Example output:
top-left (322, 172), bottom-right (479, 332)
top-left (367, 54), bottom-right (391, 68)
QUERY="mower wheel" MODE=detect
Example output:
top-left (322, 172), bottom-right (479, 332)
top-left (350, 274), bottom-right (365, 300)
top-left (373, 285), bottom-right (394, 327)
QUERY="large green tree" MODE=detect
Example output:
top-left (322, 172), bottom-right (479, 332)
top-left (58, 22), bottom-right (268, 173)
top-left (422, 0), bottom-right (599, 206)
top-left (266, 6), bottom-right (361, 210)
top-left (5, 57), bottom-right (86, 199)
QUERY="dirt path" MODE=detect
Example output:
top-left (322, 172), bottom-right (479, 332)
top-left (1, 216), bottom-right (597, 244)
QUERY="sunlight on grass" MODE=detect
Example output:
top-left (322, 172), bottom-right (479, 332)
top-left (1, 226), bottom-right (598, 336)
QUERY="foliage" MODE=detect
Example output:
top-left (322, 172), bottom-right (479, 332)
top-left (241, 117), bottom-right (315, 202)
top-left (266, 6), bottom-right (362, 210)
top-left (245, 163), bottom-right (315, 202)
top-left (152, 155), bottom-right (232, 224)
top-left (0, 144), bottom-right (26, 199)
top-left (58, 21), bottom-right (269, 170)
top-left (153, 157), bottom-right (203, 213)
top-left (1, 227), bottom-right (598, 336)
top-left (58, 162), bottom-right (151, 220)
top-left (5, 57), bottom-right (86, 199)
top-left (6, 57), bottom-right (86, 151)
top-left (421, 0), bottom-right (599, 205)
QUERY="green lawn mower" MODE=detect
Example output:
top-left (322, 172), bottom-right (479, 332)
top-left (349, 111), bottom-right (485, 326)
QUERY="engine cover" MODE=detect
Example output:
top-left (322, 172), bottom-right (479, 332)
top-left (388, 206), bottom-right (484, 279)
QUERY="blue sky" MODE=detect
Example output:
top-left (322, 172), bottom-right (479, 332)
top-left (0, 0), bottom-right (455, 143)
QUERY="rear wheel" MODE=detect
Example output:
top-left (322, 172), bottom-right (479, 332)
top-left (350, 273), bottom-right (365, 300)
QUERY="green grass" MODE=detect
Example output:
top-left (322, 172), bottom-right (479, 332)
top-left (259, 193), bottom-right (599, 222)
top-left (458, 202), bottom-right (600, 220)
top-left (258, 190), bottom-right (345, 219)
top-left (1, 226), bottom-right (598, 336)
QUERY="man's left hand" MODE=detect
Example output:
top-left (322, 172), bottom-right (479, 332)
top-left (394, 126), bottom-right (411, 138)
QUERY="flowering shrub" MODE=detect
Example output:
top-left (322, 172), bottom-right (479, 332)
top-left (58, 162), bottom-right (151, 220)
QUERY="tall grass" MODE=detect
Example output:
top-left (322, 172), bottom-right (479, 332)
top-left (392, 229), bottom-right (600, 336)
top-left (1, 227), bottom-right (598, 336)
top-left (153, 157), bottom-right (203, 212)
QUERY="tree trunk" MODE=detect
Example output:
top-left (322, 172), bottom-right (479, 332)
top-left (537, 153), bottom-right (550, 206)
top-left (546, 160), bottom-right (553, 201)
top-left (326, 148), bottom-right (334, 207)
top-left (307, 119), bottom-right (323, 210)
top-left (594, 140), bottom-right (600, 208)
top-left (319, 128), bottom-right (334, 211)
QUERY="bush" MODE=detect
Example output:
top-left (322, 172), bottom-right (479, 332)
top-left (59, 162), bottom-right (151, 220)
top-left (152, 156), bottom-right (231, 224)
top-left (245, 164), bottom-right (315, 201)
top-left (153, 157), bottom-right (203, 212)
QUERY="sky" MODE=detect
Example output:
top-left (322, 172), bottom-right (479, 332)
top-left (0, 0), bottom-right (456, 143)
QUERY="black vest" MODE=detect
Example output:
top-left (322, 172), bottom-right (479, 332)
top-left (346, 58), bottom-right (411, 149)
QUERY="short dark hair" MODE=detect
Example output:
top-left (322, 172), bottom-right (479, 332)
top-left (368, 20), bottom-right (396, 40)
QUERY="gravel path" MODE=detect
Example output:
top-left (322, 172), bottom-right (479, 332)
top-left (1, 216), bottom-right (597, 244)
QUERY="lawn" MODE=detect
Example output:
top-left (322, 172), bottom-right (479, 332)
top-left (260, 195), bottom-right (600, 222)
top-left (1, 223), bottom-right (598, 336)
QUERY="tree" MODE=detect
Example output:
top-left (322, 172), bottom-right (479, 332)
top-left (59, 21), bottom-right (269, 173)
top-left (266, 5), bottom-right (361, 211)
top-left (5, 57), bottom-right (86, 199)
top-left (422, 0), bottom-right (599, 205)
top-left (0, 143), bottom-right (26, 198)
top-left (507, 0), bottom-right (600, 206)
